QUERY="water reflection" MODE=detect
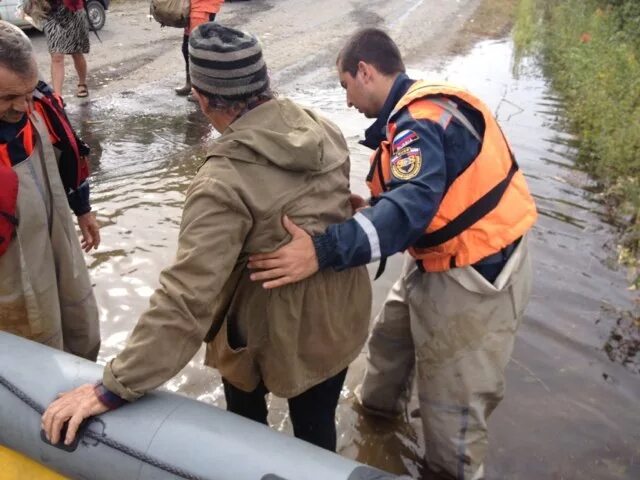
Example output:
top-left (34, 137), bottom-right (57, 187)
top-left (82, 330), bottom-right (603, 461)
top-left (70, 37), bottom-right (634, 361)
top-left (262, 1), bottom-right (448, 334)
top-left (63, 38), bottom-right (638, 479)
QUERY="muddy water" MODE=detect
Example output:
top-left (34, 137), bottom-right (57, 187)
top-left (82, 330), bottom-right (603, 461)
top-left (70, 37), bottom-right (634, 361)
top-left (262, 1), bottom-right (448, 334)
top-left (65, 38), bottom-right (639, 479)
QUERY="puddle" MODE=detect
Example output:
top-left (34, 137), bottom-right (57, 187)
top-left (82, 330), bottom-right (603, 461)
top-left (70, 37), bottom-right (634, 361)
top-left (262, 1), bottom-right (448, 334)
top-left (286, 41), bottom-right (639, 478)
top-left (63, 37), bottom-right (639, 479)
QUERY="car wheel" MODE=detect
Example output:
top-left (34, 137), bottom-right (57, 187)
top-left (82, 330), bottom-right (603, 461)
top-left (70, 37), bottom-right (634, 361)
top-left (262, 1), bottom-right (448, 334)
top-left (86, 0), bottom-right (106, 31)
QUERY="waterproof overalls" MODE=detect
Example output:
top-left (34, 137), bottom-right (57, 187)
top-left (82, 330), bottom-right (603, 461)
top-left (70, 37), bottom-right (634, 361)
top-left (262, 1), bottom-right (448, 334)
top-left (357, 83), bottom-right (536, 480)
top-left (0, 109), bottom-right (100, 360)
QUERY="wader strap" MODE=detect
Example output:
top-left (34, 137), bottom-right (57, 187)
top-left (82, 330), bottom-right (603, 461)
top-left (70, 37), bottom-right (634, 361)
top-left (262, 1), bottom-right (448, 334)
top-left (35, 131), bottom-right (55, 236)
top-left (414, 161), bottom-right (519, 249)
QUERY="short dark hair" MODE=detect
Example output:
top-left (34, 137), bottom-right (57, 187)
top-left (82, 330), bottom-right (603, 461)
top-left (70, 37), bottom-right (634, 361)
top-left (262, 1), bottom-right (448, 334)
top-left (192, 85), bottom-right (275, 112)
top-left (0, 21), bottom-right (36, 77)
top-left (337, 28), bottom-right (405, 77)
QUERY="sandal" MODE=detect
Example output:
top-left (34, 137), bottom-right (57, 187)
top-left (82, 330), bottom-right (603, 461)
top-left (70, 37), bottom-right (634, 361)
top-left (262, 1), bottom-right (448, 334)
top-left (76, 84), bottom-right (89, 98)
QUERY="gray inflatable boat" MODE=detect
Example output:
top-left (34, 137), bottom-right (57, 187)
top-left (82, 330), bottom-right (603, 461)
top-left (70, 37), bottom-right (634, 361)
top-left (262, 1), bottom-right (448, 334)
top-left (0, 332), bottom-right (401, 480)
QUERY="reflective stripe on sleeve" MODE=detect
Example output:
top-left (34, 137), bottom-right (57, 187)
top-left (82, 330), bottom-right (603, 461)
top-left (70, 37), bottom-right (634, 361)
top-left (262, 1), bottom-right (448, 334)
top-left (354, 211), bottom-right (381, 262)
top-left (429, 97), bottom-right (482, 142)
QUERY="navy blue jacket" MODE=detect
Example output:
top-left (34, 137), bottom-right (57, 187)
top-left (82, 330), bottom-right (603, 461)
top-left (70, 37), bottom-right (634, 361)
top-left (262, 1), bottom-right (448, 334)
top-left (312, 73), bottom-right (503, 277)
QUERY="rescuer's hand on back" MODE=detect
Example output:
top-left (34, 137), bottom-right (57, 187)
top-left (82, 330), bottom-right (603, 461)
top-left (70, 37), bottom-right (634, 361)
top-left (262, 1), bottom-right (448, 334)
top-left (248, 215), bottom-right (319, 289)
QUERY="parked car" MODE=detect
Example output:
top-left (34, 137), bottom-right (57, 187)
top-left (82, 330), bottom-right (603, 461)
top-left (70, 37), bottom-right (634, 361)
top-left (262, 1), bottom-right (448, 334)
top-left (0, 0), bottom-right (109, 31)
top-left (86, 0), bottom-right (109, 31)
top-left (0, 0), bottom-right (31, 28)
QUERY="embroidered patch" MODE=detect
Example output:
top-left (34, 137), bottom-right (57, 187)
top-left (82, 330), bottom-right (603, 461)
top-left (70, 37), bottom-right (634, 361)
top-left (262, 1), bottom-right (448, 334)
top-left (391, 147), bottom-right (422, 180)
top-left (393, 146), bottom-right (413, 157)
top-left (392, 130), bottom-right (419, 151)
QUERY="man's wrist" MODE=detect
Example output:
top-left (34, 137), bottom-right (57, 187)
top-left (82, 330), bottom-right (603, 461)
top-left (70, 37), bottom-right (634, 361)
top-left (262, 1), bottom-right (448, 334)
top-left (69, 180), bottom-right (91, 216)
top-left (93, 382), bottom-right (127, 410)
top-left (75, 207), bottom-right (92, 217)
top-left (312, 232), bottom-right (338, 270)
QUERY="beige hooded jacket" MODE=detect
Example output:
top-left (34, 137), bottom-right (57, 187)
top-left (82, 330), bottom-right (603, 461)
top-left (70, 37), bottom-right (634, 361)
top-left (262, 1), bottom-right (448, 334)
top-left (103, 98), bottom-right (372, 400)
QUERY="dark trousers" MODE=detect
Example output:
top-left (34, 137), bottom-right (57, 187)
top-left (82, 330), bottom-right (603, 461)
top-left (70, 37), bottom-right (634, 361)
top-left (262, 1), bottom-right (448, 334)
top-left (181, 13), bottom-right (217, 82)
top-left (181, 34), bottom-right (190, 82)
top-left (222, 368), bottom-right (348, 452)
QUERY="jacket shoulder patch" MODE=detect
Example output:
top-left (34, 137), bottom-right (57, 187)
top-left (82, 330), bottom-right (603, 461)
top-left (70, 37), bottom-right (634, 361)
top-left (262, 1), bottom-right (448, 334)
top-left (392, 129), bottom-right (419, 151)
top-left (391, 147), bottom-right (422, 180)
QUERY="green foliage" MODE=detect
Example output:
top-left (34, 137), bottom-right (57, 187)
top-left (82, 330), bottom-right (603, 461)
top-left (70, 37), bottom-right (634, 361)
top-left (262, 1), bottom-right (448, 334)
top-left (512, 0), bottom-right (541, 59)
top-left (597, 0), bottom-right (640, 51)
top-left (516, 0), bottom-right (640, 259)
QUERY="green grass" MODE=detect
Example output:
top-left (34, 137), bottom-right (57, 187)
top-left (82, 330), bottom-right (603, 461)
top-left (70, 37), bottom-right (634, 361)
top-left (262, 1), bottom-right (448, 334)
top-left (515, 0), bottom-right (640, 286)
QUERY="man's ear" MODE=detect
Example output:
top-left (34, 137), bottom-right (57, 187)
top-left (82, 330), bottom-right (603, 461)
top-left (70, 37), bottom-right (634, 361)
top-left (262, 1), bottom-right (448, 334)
top-left (357, 61), bottom-right (367, 78)
top-left (191, 89), bottom-right (208, 113)
top-left (357, 60), bottom-right (374, 83)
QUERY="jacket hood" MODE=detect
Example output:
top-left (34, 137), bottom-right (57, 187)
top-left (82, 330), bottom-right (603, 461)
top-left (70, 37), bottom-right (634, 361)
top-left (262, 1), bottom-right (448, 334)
top-left (207, 98), bottom-right (347, 173)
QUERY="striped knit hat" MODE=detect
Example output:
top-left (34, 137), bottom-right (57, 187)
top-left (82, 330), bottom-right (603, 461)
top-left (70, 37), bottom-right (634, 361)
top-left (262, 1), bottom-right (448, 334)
top-left (189, 23), bottom-right (269, 101)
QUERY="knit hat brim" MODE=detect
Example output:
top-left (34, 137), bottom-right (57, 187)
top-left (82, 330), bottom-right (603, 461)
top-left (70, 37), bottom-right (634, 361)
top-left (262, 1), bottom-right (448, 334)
top-left (189, 23), bottom-right (269, 101)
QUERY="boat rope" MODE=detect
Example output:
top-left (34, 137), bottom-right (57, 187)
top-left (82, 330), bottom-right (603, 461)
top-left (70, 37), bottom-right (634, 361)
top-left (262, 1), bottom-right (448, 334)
top-left (0, 373), bottom-right (207, 480)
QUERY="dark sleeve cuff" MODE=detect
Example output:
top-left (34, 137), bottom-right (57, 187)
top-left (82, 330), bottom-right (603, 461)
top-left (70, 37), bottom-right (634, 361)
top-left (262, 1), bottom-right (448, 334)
top-left (78, 139), bottom-right (90, 158)
top-left (68, 180), bottom-right (91, 216)
top-left (312, 232), bottom-right (338, 270)
top-left (94, 381), bottom-right (128, 410)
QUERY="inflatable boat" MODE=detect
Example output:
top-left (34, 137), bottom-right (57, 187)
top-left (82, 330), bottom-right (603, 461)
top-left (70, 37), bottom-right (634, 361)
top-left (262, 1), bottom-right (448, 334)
top-left (0, 332), bottom-right (399, 480)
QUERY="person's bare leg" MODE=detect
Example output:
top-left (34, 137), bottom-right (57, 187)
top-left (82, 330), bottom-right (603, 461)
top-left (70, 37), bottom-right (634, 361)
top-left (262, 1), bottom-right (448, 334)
top-left (72, 53), bottom-right (87, 87)
top-left (50, 53), bottom-right (65, 96)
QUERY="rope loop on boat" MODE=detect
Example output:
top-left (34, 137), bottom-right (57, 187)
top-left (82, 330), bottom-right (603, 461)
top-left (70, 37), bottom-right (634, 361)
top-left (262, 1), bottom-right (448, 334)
top-left (0, 373), bottom-right (207, 480)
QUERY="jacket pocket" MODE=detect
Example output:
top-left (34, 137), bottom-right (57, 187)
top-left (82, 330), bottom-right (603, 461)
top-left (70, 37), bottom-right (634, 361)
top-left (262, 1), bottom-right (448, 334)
top-left (209, 314), bottom-right (260, 391)
top-left (225, 313), bottom-right (247, 350)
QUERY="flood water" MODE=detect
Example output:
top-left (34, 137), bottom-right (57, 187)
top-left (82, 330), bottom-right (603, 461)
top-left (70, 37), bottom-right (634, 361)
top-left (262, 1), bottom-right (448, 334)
top-left (65, 38), bottom-right (639, 479)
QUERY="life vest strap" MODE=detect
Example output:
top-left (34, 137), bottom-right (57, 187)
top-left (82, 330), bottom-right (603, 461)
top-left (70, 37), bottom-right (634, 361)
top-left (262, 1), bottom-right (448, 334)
top-left (374, 257), bottom-right (387, 280)
top-left (414, 160), bottom-right (519, 249)
top-left (366, 147), bottom-right (388, 193)
top-left (0, 167), bottom-right (19, 256)
top-left (0, 211), bottom-right (18, 226)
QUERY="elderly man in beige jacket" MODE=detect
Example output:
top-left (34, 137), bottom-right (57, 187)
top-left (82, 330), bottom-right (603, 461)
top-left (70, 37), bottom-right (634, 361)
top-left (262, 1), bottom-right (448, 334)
top-left (0, 21), bottom-right (100, 360)
top-left (42, 23), bottom-right (372, 452)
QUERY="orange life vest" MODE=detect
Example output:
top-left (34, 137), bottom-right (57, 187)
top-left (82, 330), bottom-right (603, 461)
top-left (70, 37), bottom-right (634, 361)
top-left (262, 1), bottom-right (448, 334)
top-left (0, 167), bottom-right (18, 257)
top-left (366, 82), bottom-right (537, 272)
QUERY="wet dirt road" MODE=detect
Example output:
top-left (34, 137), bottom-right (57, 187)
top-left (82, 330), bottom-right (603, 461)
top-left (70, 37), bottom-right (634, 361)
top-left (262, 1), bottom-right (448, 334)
top-left (24, 0), bottom-right (640, 478)
top-left (28, 0), bottom-right (483, 97)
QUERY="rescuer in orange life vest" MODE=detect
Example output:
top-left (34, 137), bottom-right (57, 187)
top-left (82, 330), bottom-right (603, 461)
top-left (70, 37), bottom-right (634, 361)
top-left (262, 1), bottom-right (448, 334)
top-left (248, 28), bottom-right (537, 479)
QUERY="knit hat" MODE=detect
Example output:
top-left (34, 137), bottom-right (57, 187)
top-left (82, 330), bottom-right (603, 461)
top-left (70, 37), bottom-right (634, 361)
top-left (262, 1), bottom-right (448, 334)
top-left (189, 23), bottom-right (269, 101)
